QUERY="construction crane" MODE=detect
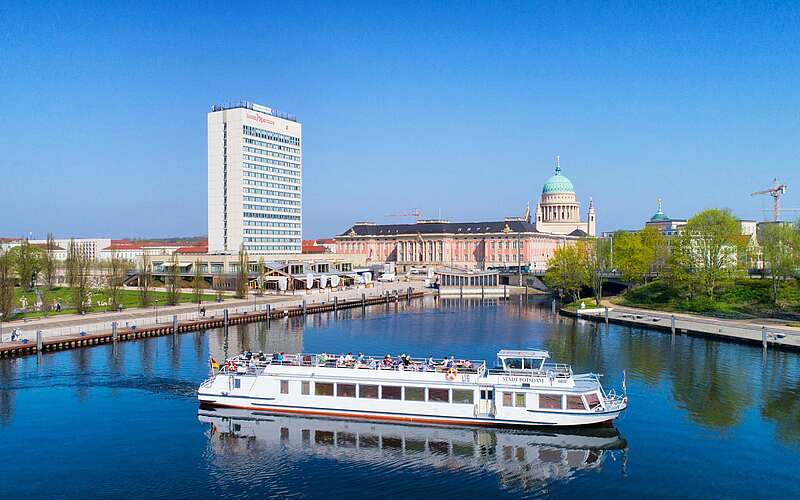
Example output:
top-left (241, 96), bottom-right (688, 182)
top-left (386, 209), bottom-right (422, 219)
top-left (751, 178), bottom-right (800, 222)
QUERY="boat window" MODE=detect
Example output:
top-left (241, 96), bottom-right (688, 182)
top-left (514, 393), bottom-right (526, 407)
top-left (585, 393), bottom-right (601, 409)
top-left (502, 392), bottom-right (513, 407)
top-left (280, 380), bottom-right (289, 394)
top-left (428, 388), bottom-right (450, 403)
top-left (480, 389), bottom-right (494, 400)
top-left (234, 378), bottom-right (241, 389)
top-left (539, 393), bottom-right (562, 409)
top-left (381, 386), bottom-right (402, 400)
top-left (301, 381), bottom-right (310, 395)
top-left (404, 386), bottom-right (425, 401)
top-left (506, 358), bottom-right (523, 369)
top-left (359, 384), bottom-right (379, 399)
top-left (314, 382), bottom-right (334, 396)
top-left (337, 432), bottom-right (357, 447)
top-left (566, 395), bottom-right (586, 410)
top-left (315, 430), bottom-right (334, 445)
top-left (524, 358), bottom-right (543, 370)
top-left (452, 389), bottom-right (474, 404)
top-left (336, 383), bottom-right (356, 397)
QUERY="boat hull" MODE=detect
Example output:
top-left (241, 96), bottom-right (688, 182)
top-left (197, 394), bottom-right (622, 428)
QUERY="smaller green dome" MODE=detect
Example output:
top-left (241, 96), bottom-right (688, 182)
top-left (542, 160), bottom-right (575, 194)
top-left (650, 198), bottom-right (669, 221)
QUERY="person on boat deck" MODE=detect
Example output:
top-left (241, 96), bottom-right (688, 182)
top-left (382, 355), bottom-right (392, 368)
top-left (276, 352), bottom-right (284, 364)
top-left (401, 355), bottom-right (411, 368)
top-left (357, 352), bottom-right (365, 364)
top-left (344, 352), bottom-right (353, 364)
top-left (319, 353), bottom-right (329, 365)
top-left (368, 358), bottom-right (378, 370)
top-left (427, 356), bottom-right (435, 367)
top-left (462, 359), bottom-right (473, 369)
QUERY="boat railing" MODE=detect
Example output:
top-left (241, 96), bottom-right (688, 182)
top-left (486, 362), bottom-right (573, 378)
top-left (218, 353), bottom-right (487, 375)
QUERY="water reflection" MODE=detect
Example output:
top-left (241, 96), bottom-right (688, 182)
top-left (199, 407), bottom-right (626, 491)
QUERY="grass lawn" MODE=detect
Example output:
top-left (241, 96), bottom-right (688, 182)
top-left (612, 279), bottom-right (800, 319)
top-left (7, 287), bottom-right (221, 321)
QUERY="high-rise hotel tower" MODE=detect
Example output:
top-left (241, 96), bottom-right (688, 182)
top-left (208, 101), bottom-right (302, 254)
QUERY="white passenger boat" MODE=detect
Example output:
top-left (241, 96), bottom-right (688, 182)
top-left (198, 349), bottom-right (628, 427)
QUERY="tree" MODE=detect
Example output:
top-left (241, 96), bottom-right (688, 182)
top-left (584, 237), bottom-right (611, 306)
top-left (191, 259), bottom-right (205, 303)
top-left (613, 230), bottom-right (655, 285)
top-left (40, 233), bottom-right (57, 315)
top-left (0, 250), bottom-right (15, 321)
top-left (758, 223), bottom-right (800, 304)
top-left (65, 239), bottom-right (91, 314)
top-left (166, 252), bottom-right (181, 306)
top-left (256, 257), bottom-right (266, 296)
top-left (680, 209), bottom-right (744, 299)
top-left (103, 251), bottom-right (131, 310)
top-left (8, 239), bottom-right (43, 291)
top-left (235, 244), bottom-right (249, 299)
top-left (213, 268), bottom-right (224, 302)
top-left (138, 253), bottom-right (152, 306)
top-left (544, 242), bottom-right (590, 302)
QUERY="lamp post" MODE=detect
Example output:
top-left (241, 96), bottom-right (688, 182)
top-left (154, 299), bottom-right (159, 324)
top-left (0, 312), bottom-right (3, 343)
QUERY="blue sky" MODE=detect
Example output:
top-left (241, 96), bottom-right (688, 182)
top-left (1, 1), bottom-right (798, 239)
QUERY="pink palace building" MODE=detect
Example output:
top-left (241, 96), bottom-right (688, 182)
top-left (336, 158), bottom-right (596, 272)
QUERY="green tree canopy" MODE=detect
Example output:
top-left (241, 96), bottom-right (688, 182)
top-left (758, 223), bottom-right (800, 304)
top-left (544, 241), bottom-right (591, 302)
top-left (677, 208), bottom-right (744, 299)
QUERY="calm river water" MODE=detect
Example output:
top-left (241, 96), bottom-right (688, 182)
top-left (1, 297), bottom-right (799, 498)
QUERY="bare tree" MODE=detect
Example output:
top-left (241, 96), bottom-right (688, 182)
top-left (256, 257), bottom-right (266, 296)
top-left (166, 252), bottom-right (180, 306)
top-left (138, 253), bottom-right (152, 307)
top-left (235, 244), bottom-right (249, 299)
top-left (66, 239), bottom-right (91, 314)
top-left (40, 232), bottom-right (57, 315)
top-left (104, 251), bottom-right (131, 310)
top-left (214, 268), bottom-right (224, 302)
top-left (0, 250), bottom-right (15, 321)
top-left (191, 259), bottom-right (205, 303)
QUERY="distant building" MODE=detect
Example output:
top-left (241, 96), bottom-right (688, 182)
top-left (534, 157), bottom-right (596, 237)
top-left (208, 101), bottom-right (302, 255)
top-left (336, 157), bottom-right (595, 271)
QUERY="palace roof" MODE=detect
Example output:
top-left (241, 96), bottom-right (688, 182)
top-left (339, 220), bottom-right (539, 237)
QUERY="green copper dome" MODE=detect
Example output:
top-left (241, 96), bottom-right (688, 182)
top-left (542, 160), bottom-right (575, 194)
top-left (650, 198), bottom-right (669, 222)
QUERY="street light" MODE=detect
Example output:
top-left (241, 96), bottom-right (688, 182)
top-left (154, 299), bottom-right (159, 323)
top-left (0, 312), bottom-right (3, 343)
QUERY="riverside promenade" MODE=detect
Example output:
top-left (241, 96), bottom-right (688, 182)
top-left (563, 302), bottom-right (800, 350)
top-left (0, 282), bottom-right (425, 346)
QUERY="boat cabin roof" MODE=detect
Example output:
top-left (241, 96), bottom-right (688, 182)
top-left (497, 349), bottom-right (550, 360)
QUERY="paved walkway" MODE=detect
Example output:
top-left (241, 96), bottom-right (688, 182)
top-left (0, 282), bottom-right (425, 343)
top-left (571, 301), bottom-right (800, 350)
